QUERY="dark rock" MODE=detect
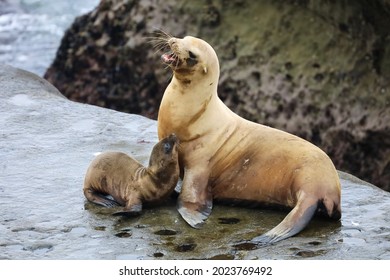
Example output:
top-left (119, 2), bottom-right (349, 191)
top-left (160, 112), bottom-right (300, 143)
top-left (44, 0), bottom-right (390, 191)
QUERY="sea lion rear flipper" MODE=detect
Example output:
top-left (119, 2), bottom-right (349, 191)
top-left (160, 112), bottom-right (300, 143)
top-left (113, 197), bottom-right (142, 217)
top-left (252, 196), bottom-right (318, 244)
top-left (84, 189), bottom-right (120, 208)
top-left (177, 169), bottom-right (212, 228)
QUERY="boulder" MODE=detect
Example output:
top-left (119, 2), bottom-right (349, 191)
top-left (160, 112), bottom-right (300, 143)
top-left (1, 65), bottom-right (389, 259)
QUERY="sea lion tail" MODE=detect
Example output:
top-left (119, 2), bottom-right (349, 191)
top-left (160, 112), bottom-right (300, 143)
top-left (252, 196), bottom-right (318, 244)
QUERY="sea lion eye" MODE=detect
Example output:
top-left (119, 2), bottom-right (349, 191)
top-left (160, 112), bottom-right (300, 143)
top-left (186, 51), bottom-right (198, 67)
top-left (164, 143), bottom-right (171, 154)
top-left (188, 51), bottom-right (196, 59)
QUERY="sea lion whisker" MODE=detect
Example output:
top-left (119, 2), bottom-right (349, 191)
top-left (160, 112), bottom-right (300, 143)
top-left (147, 39), bottom-right (167, 48)
top-left (146, 27), bottom-right (172, 39)
top-left (152, 45), bottom-right (170, 56)
top-left (146, 38), bottom-right (170, 53)
top-left (145, 28), bottom-right (172, 49)
top-left (171, 53), bottom-right (181, 70)
top-left (150, 28), bottom-right (173, 41)
top-left (148, 37), bottom-right (169, 47)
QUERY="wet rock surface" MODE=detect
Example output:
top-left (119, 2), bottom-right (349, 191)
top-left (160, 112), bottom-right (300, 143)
top-left (43, 0), bottom-right (390, 191)
top-left (1, 65), bottom-right (390, 259)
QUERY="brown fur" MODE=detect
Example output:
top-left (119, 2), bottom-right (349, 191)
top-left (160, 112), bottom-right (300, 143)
top-left (83, 134), bottom-right (180, 216)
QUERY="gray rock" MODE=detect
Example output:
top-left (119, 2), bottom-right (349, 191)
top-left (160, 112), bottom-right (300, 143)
top-left (1, 65), bottom-right (389, 259)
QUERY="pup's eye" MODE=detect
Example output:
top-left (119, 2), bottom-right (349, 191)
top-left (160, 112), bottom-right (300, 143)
top-left (164, 143), bottom-right (171, 154)
top-left (188, 51), bottom-right (196, 59)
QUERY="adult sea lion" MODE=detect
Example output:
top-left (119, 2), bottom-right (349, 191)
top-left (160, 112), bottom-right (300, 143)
top-left (157, 35), bottom-right (341, 244)
top-left (83, 134), bottom-right (180, 216)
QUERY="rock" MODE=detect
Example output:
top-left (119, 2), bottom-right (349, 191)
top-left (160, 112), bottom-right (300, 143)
top-left (1, 65), bottom-right (390, 259)
top-left (44, 0), bottom-right (162, 118)
top-left (43, 0), bottom-right (390, 192)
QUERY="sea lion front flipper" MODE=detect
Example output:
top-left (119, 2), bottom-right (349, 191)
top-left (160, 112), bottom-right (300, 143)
top-left (177, 168), bottom-right (212, 228)
top-left (252, 196), bottom-right (318, 245)
top-left (177, 199), bottom-right (212, 228)
top-left (113, 196), bottom-right (142, 217)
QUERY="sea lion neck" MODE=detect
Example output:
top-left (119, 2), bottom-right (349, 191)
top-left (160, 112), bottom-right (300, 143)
top-left (172, 70), bottom-right (195, 86)
top-left (170, 72), bottom-right (218, 97)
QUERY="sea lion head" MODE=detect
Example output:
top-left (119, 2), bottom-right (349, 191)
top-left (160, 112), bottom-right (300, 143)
top-left (161, 36), bottom-right (220, 84)
top-left (148, 133), bottom-right (180, 184)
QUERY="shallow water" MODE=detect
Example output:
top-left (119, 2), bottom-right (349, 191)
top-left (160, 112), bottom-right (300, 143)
top-left (0, 0), bottom-right (99, 76)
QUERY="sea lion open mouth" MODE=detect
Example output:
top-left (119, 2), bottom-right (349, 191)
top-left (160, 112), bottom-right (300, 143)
top-left (161, 51), bottom-right (180, 66)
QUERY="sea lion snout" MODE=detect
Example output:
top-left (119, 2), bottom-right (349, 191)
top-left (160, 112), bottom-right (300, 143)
top-left (161, 38), bottom-right (180, 66)
top-left (161, 37), bottom-right (198, 69)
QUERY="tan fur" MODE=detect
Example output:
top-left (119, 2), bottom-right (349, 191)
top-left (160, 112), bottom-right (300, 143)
top-left (158, 36), bottom-right (341, 244)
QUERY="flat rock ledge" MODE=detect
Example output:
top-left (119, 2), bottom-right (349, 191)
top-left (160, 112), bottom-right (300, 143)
top-left (1, 65), bottom-right (389, 260)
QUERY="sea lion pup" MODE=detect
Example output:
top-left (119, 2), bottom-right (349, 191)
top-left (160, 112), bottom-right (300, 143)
top-left (157, 35), bottom-right (341, 244)
top-left (83, 134), bottom-right (180, 216)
